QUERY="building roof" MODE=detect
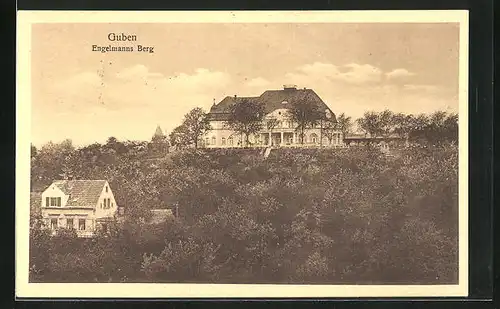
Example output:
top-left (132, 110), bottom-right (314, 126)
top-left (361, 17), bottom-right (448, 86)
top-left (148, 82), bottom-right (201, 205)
top-left (51, 180), bottom-right (107, 207)
top-left (207, 86), bottom-right (336, 122)
top-left (149, 209), bottom-right (174, 224)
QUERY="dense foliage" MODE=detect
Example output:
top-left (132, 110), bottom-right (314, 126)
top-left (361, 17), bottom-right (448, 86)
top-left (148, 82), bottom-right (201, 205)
top-left (30, 139), bottom-right (458, 284)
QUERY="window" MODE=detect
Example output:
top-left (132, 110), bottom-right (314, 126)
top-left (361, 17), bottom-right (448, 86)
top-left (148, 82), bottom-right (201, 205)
top-left (79, 219), bottom-right (86, 230)
top-left (228, 137), bottom-right (233, 146)
top-left (48, 197), bottom-right (62, 207)
top-left (211, 136), bottom-right (216, 145)
top-left (46, 197), bottom-right (49, 207)
top-left (66, 218), bottom-right (74, 229)
top-left (221, 137), bottom-right (226, 146)
top-left (205, 137), bottom-right (209, 146)
top-left (310, 133), bottom-right (318, 144)
top-left (50, 218), bottom-right (58, 230)
top-left (107, 198), bottom-right (111, 208)
top-left (105, 186), bottom-right (108, 193)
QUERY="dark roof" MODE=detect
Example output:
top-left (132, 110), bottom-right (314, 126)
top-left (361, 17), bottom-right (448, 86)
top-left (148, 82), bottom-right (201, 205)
top-left (207, 96), bottom-right (258, 121)
top-left (207, 88), bottom-right (336, 122)
top-left (52, 180), bottom-right (107, 207)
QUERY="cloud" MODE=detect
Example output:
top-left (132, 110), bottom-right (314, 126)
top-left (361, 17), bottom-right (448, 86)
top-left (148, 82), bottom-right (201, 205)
top-left (402, 84), bottom-right (439, 92)
top-left (386, 68), bottom-right (415, 79)
top-left (36, 65), bottom-right (233, 145)
top-left (34, 62), bottom-right (457, 147)
top-left (115, 64), bottom-right (164, 80)
top-left (279, 62), bottom-right (456, 121)
top-left (286, 62), bottom-right (383, 85)
top-left (245, 77), bottom-right (271, 88)
top-left (340, 63), bottom-right (383, 84)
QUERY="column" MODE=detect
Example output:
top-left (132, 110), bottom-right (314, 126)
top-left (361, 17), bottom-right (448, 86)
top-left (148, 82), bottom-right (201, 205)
top-left (280, 132), bottom-right (284, 146)
top-left (293, 132), bottom-right (296, 145)
top-left (268, 132), bottom-right (271, 146)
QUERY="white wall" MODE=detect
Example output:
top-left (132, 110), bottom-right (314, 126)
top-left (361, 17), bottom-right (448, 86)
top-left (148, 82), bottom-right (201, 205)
top-left (204, 112), bottom-right (343, 148)
top-left (41, 184), bottom-right (69, 207)
top-left (41, 207), bottom-right (94, 231)
top-left (94, 181), bottom-right (118, 219)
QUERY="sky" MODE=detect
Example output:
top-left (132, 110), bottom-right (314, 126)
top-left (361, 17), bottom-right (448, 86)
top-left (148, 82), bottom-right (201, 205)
top-left (31, 22), bottom-right (460, 147)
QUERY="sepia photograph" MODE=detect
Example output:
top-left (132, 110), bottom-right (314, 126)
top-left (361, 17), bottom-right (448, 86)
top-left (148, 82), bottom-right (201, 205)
top-left (16, 10), bottom-right (469, 298)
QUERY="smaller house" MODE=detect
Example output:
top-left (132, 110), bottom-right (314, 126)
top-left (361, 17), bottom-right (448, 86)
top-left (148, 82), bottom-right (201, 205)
top-left (148, 209), bottom-right (174, 224)
top-left (40, 180), bottom-right (119, 237)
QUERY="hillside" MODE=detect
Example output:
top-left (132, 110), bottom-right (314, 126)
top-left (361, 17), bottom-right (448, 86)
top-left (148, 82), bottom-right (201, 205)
top-left (29, 143), bottom-right (458, 284)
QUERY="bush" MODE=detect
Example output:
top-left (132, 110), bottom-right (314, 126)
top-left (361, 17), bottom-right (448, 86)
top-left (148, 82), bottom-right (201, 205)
top-left (30, 143), bottom-right (458, 284)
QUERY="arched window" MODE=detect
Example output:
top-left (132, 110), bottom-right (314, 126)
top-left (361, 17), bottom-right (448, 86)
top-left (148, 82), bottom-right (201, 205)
top-left (228, 136), bottom-right (234, 146)
top-left (310, 133), bottom-right (318, 144)
top-left (222, 137), bottom-right (226, 146)
top-left (211, 136), bottom-right (216, 145)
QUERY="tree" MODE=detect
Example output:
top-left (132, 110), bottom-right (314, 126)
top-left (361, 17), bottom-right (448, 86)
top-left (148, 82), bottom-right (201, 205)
top-left (356, 110), bottom-right (394, 138)
top-left (169, 125), bottom-right (191, 149)
top-left (320, 119), bottom-right (338, 146)
top-left (225, 99), bottom-right (265, 147)
top-left (288, 100), bottom-right (322, 144)
top-left (336, 113), bottom-right (353, 138)
top-left (266, 117), bottom-right (280, 146)
top-left (180, 108), bottom-right (212, 149)
top-left (356, 111), bottom-right (380, 138)
top-left (31, 144), bottom-right (37, 158)
top-left (378, 109), bottom-right (395, 137)
top-left (392, 113), bottom-right (416, 147)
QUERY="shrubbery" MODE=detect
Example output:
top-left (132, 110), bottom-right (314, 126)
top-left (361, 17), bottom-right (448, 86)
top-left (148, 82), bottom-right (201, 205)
top-left (30, 141), bottom-right (458, 284)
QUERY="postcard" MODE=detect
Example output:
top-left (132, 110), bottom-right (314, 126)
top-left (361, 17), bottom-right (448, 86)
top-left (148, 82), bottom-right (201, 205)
top-left (16, 10), bottom-right (469, 298)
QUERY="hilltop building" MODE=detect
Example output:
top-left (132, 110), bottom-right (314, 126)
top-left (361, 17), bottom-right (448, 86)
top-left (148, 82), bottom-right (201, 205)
top-left (204, 85), bottom-right (342, 148)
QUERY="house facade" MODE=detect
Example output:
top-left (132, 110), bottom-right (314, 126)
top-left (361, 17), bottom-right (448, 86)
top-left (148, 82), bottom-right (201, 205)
top-left (40, 180), bottom-right (118, 237)
top-left (203, 85), bottom-right (343, 148)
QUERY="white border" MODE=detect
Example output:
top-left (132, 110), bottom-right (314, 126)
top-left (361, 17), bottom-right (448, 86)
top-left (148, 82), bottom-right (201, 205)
top-left (16, 10), bottom-right (469, 298)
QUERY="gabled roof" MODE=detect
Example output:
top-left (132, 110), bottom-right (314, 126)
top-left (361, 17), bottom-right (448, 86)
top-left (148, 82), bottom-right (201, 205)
top-left (51, 180), bottom-right (107, 207)
top-left (207, 87), bottom-right (336, 122)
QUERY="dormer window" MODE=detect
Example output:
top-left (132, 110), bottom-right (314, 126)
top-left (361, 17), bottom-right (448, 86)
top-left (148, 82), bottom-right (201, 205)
top-left (46, 197), bottom-right (61, 207)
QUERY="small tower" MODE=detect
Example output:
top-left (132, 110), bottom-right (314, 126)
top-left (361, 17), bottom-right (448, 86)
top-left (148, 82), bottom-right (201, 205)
top-left (150, 125), bottom-right (169, 154)
top-left (152, 125), bottom-right (165, 141)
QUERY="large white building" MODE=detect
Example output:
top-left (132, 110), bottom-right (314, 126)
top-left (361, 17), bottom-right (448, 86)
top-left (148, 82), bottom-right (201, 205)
top-left (203, 85), bottom-right (342, 148)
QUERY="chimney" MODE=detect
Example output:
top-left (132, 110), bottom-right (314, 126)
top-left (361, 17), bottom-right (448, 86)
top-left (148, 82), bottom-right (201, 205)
top-left (283, 84), bottom-right (297, 90)
top-left (213, 98), bottom-right (215, 106)
top-left (234, 95), bottom-right (237, 98)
